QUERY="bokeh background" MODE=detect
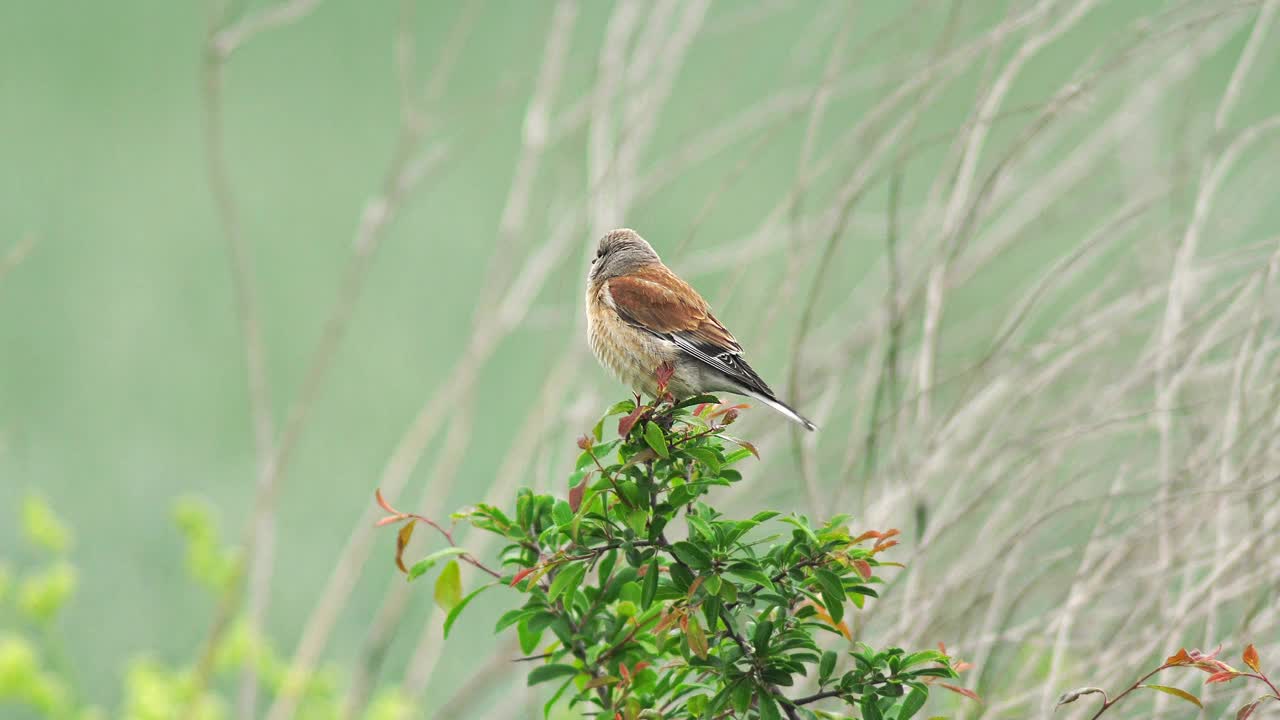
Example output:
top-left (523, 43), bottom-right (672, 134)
top-left (2, 1), bottom-right (1279, 718)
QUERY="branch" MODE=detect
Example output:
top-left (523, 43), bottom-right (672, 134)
top-left (212, 0), bottom-right (323, 59)
top-left (196, 4), bottom-right (279, 715)
top-left (792, 689), bottom-right (844, 706)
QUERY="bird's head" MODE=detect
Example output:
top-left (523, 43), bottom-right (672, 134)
top-left (589, 228), bottom-right (661, 282)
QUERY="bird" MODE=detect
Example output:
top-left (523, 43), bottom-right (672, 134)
top-left (585, 228), bottom-right (817, 431)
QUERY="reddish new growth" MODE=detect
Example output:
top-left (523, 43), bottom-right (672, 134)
top-left (1059, 644), bottom-right (1278, 719)
top-left (617, 405), bottom-right (651, 437)
top-left (654, 361), bottom-right (676, 397)
top-left (374, 489), bottom-right (501, 579)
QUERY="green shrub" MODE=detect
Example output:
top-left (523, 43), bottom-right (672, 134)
top-left (382, 393), bottom-right (969, 719)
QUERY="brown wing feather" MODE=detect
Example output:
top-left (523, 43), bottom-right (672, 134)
top-left (606, 266), bottom-right (741, 354)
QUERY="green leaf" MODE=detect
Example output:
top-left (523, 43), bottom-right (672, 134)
top-left (675, 393), bottom-right (720, 409)
top-left (731, 680), bottom-right (753, 713)
top-left (603, 399), bottom-right (637, 417)
top-left (814, 568), bottom-right (846, 625)
top-left (684, 447), bottom-right (721, 476)
top-left (433, 560), bottom-right (463, 611)
top-left (687, 514), bottom-right (716, 542)
top-left (715, 577), bottom-right (737, 602)
top-left (761, 667), bottom-right (793, 686)
top-left (1139, 685), bottom-right (1201, 708)
top-left (576, 441), bottom-right (620, 470)
top-left (819, 650), bottom-right (837, 683)
top-left (897, 687), bottom-right (927, 719)
top-left (543, 678), bottom-right (574, 719)
top-left (619, 580), bottom-right (642, 605)
top-left (912, 668), bottom-right (957, 678)
top-left (548, 562), bottom-right (586, 604)
top-left (597, 549), bottom-right (618, 585)
top-left (407, 547), bottom-right (468, 581)
top-left (780, 516), bottom-right (819, 544)
top-left (624, 508), bottom-right (648, 535)
top-left (443, 582), bottom-right (495, 638)
top-left (861, 693), bottom-right (885, 720)
top-left (669, 562), bottom-right (694, 592)
top-left (643, 422), bottom-right (670, 458)
top-left (757, 692), bottom-right (782, 720)
top-left (516, 617), bottom-right (542, 655)
top-left (670, 541), bottom-right (712, 570)
top-left (900, 651), bottom-right (946, 669)
top-left (494, 608), bottom-right (538, 633)
top-left (552, 500), bottom-right (573, 526)
top-left (725, 563), bottom-right (775, 591)
top-left (702, 574), bottom-right (722, 596)
top-left (753, 619), bottom-right (774, 652)
top-left (618, 480), bottom-right (645, 507)
top-left (641, 556), bottom-right (659, 610)
top-left (704, 684), bottom-right (732, 716)
top-left (527, 663), bottom-right (580, 686)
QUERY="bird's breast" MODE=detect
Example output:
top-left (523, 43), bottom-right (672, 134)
top-left (586, 282), bottom-right (676, 396)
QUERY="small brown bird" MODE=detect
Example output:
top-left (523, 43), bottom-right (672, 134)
top-left (586, 228), bottom-right (816, 431)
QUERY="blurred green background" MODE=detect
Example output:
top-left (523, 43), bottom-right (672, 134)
top-left (3, 1), bottom-right (1279, 718)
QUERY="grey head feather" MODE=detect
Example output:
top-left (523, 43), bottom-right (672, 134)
top-left (588, 228), bottom-right (661, 282)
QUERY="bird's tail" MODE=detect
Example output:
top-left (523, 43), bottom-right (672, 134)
top-left (744, 390), bottom-right (817, 431)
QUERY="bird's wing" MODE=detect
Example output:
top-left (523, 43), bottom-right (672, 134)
top-left (606, 267), bottom-right (774, 397)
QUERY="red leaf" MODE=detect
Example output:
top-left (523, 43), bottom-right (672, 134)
top-left (686, 616), bottom-right (708, 659)
top-left (853, 560), bottom-right (872, 580)
top-left (375, 516), bottom-right (402, 527)
top-left (569, 481), bottom-right (585, 512)
top-left (872, 539), bottom-right (899, 554)
top-left (939, 683), bottom-right (982, 703)
top-left (1237, 699), bottom-right (1261, 720)
top-left (1187, 646), bottom-right (1226, 672)
top-left (1242, 644), bottom-right (1261, 673)
top-left (375, 488), bottom-right (398, 515)
top-left (618, 407), bottom-right (648, 437)
top-left (509, 567), bottom-right (535, 588)
top-left (1205, 671), bottom-right (1240, 684)
top-left (723, 435), bottom-right (760, 459)
top-left (853, 530), bottom-right (884, 544)
top-left (1164, 649), bottom-right (1193, 666)
top-left (395, 521), bottom-right (415, 573)
top-left (655, 609), bottom-right (682, 634)
top-left (709, 403), bottom-right (750, 419)
top-left (619, 663), bottom-right (631, 684)
top-left (686, 575), bottom-right (704, 599)
top-left (804, 599), bottom-right (852, 640)
top-left (632, 661), bottom-right (650, 673)
top-left (577, 434), bottom-right (593, 451)
top-left (655, 362), bottom-right (676, 393)
top-left (938, 641), bottom-right (947, 654)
